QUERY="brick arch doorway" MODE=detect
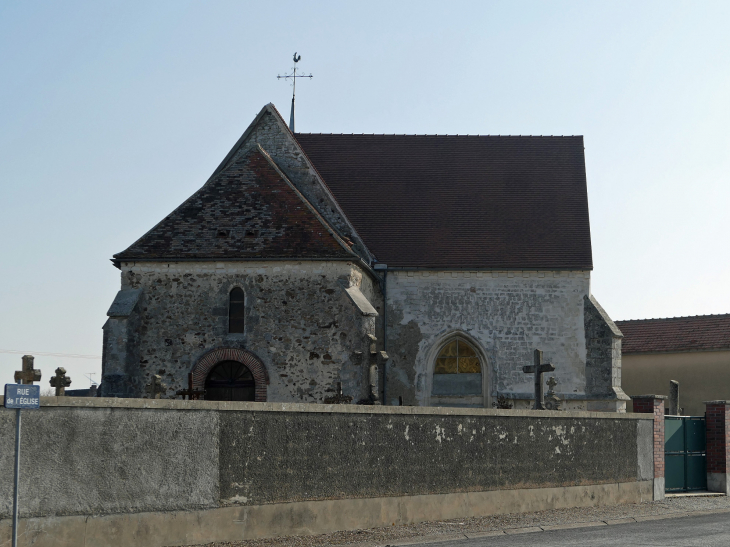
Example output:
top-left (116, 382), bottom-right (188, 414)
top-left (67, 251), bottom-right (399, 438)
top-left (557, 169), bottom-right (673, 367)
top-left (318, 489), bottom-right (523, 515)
top-left (192, 348), bottom-right (269, 402)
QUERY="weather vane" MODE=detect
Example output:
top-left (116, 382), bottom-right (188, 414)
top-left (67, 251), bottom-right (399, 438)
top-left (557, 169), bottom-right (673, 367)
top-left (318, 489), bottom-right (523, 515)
top-left (277, 52), bottom-right (312, 132)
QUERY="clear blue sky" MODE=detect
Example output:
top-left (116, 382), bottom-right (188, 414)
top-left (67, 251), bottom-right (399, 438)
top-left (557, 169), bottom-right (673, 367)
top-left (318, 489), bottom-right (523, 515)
top-left (1, 0), bottom-right (728, 387)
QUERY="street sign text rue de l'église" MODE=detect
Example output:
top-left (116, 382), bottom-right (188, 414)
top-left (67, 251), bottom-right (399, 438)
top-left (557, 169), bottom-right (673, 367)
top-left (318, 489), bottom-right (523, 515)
top-left (4, 384), bottom-right (40, 409)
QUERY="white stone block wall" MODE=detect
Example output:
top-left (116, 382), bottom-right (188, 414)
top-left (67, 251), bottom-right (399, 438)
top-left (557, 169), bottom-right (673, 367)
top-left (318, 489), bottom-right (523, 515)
top-left (383, 270), bottom-right (595, 408)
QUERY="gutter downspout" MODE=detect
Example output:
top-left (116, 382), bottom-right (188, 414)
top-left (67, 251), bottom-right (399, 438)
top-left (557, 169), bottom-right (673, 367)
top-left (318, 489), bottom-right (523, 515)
top-left (374, 264), bottom-right (388, 405)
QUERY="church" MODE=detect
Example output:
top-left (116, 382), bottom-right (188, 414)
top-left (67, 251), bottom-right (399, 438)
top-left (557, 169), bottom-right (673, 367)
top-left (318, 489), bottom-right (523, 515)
top-left (100, 103), bottom-right (629, 412)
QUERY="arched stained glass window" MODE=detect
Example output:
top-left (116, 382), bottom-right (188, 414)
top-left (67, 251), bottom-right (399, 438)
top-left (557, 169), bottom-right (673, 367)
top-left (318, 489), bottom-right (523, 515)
top-left (229, 288), bottom-right (245, 334)
top-left (432, 338), bottom-right (482, 398)
top-left (434, 339), bottom-right (481, 374)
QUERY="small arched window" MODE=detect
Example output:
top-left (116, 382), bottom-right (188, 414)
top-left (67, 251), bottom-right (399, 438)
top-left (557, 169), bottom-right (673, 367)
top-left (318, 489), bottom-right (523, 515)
top-left (432, 338), bottom-right (482, 397)
top-left (229, 288), bottom-right (245, 333)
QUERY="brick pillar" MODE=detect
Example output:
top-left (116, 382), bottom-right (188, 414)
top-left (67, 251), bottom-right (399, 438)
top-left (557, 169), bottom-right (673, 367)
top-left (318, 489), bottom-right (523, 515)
top-left (632, 395), bottom-right (666, 500)
top-left (705, 400), bottom-right (730, 495)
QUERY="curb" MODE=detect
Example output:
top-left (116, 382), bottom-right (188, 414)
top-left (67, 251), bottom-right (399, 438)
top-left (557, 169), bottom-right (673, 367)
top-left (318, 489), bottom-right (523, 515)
top-left (350, 507), bottom-right (730, 547)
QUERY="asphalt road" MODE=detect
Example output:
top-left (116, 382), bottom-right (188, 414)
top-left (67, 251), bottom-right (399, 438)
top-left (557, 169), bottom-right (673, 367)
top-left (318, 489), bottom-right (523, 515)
top-left (409, 512), bottom-right (730, 546)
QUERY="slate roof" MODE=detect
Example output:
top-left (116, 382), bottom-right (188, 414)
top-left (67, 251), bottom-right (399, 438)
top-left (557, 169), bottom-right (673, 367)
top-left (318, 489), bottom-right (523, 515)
top-left (294, 134), bottom-right (593, 269)
top-left (115, 147), bottom-right (353, 262)
top-left (616, 315), bottom-right (730, 354)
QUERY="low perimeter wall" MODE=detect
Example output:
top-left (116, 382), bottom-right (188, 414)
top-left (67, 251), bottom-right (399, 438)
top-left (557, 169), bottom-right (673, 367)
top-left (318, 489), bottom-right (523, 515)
top-left (0, 398), bottom-right (655, 547)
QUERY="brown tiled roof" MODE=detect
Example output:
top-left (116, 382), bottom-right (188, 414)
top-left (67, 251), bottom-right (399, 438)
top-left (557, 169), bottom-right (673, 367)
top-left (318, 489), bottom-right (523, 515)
top-left (616, 315), bottom-right (730, 354)
top-left (115, 147), bottom-right (353, 262)
top-left (295, 133), bottom-right (593, 269)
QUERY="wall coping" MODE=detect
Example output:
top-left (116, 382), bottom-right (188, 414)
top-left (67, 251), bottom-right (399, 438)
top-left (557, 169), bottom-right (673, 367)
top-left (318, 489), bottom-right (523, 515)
top-left (704, 400), bottom-right (730, 405)
top-left (630, 395), bottom-right (668, 400)
top-left (0, 396), bottom-right (651, 419)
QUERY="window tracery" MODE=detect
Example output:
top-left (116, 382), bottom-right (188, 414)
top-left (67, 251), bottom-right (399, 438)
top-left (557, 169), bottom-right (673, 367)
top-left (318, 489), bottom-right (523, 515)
top-left (434, 339), bottom-right (481, 374)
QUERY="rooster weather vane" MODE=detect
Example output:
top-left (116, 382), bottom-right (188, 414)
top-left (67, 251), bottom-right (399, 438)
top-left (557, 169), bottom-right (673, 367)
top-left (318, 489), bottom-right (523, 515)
top-left (277, 52), bottom-right (313, 132)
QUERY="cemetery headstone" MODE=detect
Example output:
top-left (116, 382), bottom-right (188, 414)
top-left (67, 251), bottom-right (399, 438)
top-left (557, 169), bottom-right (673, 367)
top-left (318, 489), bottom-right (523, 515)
top-left (544, 376), bottom-right (562, 411)
top-left (50, 367), bottom-right (72, 396)
top-left (522, 349), bottom-right (555, 410)
top-left (324, 382), bottom-right (353, 404)
top-left (14, 355), bottom-right (41, 385)
top-left (175, 373), bottom-right (205, 400)
top-left (147, 375), bottom-right (166, 399)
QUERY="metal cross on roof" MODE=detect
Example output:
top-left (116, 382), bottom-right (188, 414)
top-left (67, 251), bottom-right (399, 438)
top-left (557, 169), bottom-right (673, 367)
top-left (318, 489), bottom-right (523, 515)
top-left (277, 52), bottom-right (312, 132)
top-left (14, 355), bottom-right (41, 385)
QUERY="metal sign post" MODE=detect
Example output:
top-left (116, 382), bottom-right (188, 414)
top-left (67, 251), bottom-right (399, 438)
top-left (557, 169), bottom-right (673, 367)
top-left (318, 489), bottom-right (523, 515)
top-left (4, 383), bottom-right (41, 547)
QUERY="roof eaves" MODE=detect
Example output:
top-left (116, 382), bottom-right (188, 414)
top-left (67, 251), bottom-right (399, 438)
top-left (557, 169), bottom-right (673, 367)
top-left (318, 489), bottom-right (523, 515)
top-left (113, 175), bottom-right (218, 265)
top-left (617, 313), bottom-right (730, 323)
top-left (622, 347), bottom-right (730, 355)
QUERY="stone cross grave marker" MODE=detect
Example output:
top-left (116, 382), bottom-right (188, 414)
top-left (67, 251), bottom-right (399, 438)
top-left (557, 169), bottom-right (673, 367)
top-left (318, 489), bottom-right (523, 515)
top-left (50, 368), bottom-right (72, 396)
top-left (545, 376), bottom-right (562, 411)
top-left (176, 373), bottom-right (205, 400)
top-left (522, 349), bottom-right (555, 410)
top-left (324, 382), bottom-right (353, 404)
top-left (147, 375), bottom-right (166, 399)
top-left (14, 355), bottom-right (41, 385)
top-left (546, 376), bottom-right (558, 394)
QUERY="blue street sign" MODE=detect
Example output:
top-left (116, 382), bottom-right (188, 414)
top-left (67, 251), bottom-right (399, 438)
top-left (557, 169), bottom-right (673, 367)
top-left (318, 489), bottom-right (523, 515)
top-left (4, 384), bottom-right (40, 409)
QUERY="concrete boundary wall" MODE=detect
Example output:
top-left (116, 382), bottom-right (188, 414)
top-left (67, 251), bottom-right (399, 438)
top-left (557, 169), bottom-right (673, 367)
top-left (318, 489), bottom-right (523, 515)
top-left (0, 398), bottom-right (655, 547)
top-left (0, 482), bottom-right (652, 547)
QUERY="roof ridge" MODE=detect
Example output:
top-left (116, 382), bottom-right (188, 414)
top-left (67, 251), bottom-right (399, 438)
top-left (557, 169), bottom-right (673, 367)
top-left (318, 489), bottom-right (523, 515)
top-left (617, 313), bottom-right (730, 322)
top-left (295, 133), bottom-right (583, 138)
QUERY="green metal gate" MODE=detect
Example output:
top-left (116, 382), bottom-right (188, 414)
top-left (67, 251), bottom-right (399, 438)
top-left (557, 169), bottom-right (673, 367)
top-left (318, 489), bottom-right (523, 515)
top-left (665, 416), bottom-right (707, 492)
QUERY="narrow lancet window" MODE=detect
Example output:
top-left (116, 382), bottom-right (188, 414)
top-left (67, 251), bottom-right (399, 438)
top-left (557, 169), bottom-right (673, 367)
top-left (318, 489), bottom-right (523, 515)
top-left (229, 288), bottom-right (245, 333)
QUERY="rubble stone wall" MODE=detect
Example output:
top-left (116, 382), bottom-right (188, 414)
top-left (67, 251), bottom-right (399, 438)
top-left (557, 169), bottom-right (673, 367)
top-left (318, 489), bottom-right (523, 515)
top-left (102, 260), bottom-right (381, 403)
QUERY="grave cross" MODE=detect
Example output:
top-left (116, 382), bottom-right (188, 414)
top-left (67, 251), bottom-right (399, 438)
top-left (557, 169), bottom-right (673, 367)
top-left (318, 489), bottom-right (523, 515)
top-left (544, 376), bottom-right (562, 411)
top-left (147, 375), bottom-right (166, 399)
top-left (14, 355), bottom-right (41, 385)
top-left (50, 367), bottom-right (72, 396)
top-left (323, 382), bottom-right (353, 405)
top-left (176, 373), bottom-right (206, 401)
top-left (522, 349), bottom-right (555, 410)
top-left (546, 376), bottom-right (558, 393)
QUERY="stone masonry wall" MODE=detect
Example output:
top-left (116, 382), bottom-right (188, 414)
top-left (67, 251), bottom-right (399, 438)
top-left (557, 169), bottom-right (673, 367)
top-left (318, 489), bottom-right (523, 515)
top-left (103, 260), bottom-right (381, 402)
top-left (385, 270), bottom-right (602, 409)
top-left (0, 399), bottom-right (653, 520)
top-left (584, 295), bottom-right (629, 411)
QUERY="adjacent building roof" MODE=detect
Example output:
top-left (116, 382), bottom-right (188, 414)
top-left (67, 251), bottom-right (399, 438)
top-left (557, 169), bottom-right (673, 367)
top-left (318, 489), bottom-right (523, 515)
top-left (115, 147), bottom-right (354, 262)
top-left (295, 133), bottom-right (593, 269)
top-left (616, 314), bottom-right (730, 354)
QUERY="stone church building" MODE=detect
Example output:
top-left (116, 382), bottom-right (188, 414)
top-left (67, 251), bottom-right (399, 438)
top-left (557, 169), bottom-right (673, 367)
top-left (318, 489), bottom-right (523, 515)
top-left (101, 103), bottom-right (628, 411)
